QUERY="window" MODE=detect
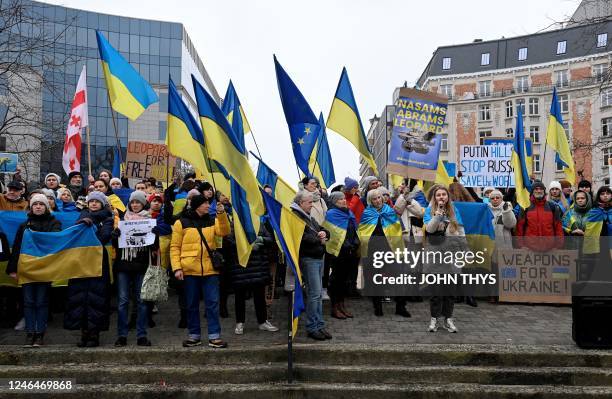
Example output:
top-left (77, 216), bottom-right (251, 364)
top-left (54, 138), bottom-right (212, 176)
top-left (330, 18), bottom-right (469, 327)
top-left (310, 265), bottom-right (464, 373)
top-left (594, 63), bottom-right (608, 82)
top-left (601, 89), bottom-right (612, 107)
top-left (442, 57), bottom-right (451, 70)
top-left (481, 53), bottom-right (490, 66)
top-left (479, 130), bottom-right (492, 145)
top-left (505, 128), bottom-right (514, 138)
top-left (440, 135), bottom-right (448, 151)
top-left (529, 126), bottom-right (540, 143)
top-left (478, 80), bottom-right (491, 97)
top-left (534, 154), bottom-right (541, 173)
top-left (516, 99), bottom-right (526, 115)
top-left (559, 94), bottom-right (569, 113)
top-left (479, 104), bottom-right (491, 121)
top-left (505, 100), bottom-right (514, 118)
top-left (603, 146), bottom-right (612, 168)
top-left (603, 117), bottom-right (612, 137)
top-left (440, 84), bottom-right (453, 98)
top-left (555, 70), bottom-right (569, 88)
top-left (563, 121), bottom-right (570, 141)
top-left (518, 47), bottom-right (528, 61)
top-left (516, 75), bottom-right (529, 93)
top-left (597, 33), bottom-right (608, 48)
top-left (556, 40), bottom-right (567, 54)
top-left (528, 98), bottom-right (539, 115)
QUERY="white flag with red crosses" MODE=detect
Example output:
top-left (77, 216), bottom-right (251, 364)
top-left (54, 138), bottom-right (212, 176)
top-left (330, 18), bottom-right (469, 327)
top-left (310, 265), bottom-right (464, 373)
top-left (62, 65), bottom-right (89, 176)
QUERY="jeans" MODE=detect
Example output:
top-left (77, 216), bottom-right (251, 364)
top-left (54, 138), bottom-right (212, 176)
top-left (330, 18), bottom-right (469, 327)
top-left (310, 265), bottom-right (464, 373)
top-left (117, 271), bottom-right (147, 338)
top-left (235, 284), bottom-right (267, 324)
top-left (430, 296), bottom-right (454, 319)
top-left (302, 257), bottom-right (325, 333)
top-left (184, 275), bottom-right (220, 340)
top-left (23, 283), bottom-right (50, 333)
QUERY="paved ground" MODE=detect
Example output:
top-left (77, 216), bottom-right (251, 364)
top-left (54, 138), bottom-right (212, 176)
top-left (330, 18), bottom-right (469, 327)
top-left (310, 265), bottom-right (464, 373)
top-left (0, 287), bottom-right (574, 347)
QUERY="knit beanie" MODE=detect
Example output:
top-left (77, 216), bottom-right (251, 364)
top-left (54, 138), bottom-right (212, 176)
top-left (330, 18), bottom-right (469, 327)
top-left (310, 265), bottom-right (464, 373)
top-left (87, 191), bottom-right (109, 208)
top-left (190, 194), bottom-right (209, 210)
top-left (30, 193), bottom-right (50, 210)
top-left (187, 189), bottom-right (201, 200)
top-left (129, 190), bottom-right (147, 207)
top-left (530, 181), bottom-right (546, 193)
top-left (148, 193), bottom-right (164, 204)
top-left (45, 173), bottom-right (61, 184)
top-left (109, 177), bottom-right (122, 188)
top-left (344, 177), bottom-right (358, 191)
top-left (549, 181), bottom-right (562, 191)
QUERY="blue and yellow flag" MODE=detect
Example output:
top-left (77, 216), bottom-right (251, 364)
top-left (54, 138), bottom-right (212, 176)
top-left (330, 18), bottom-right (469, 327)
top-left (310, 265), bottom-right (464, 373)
top-left (107, 193), bottom-right (126, 213)
top-left (512, 108), bottom-right (532, 209)
top-left (546, 88), bottom-right (575, 185)
top-left (96, 31), bottom-right (158, 121)
top-left (192, 75), bottom-right (263, 265)
top-left (435, 159), bottom-right (454, 186)
top-left (455, 202), bottom-right (496, 270)
top-left (308, 113), bottom-right (336, 189)
top-left (17, 224), bottom-right (103, 284)
top-left (221, 81), bottom-right (251, 150)
top-left (252, 151), bottom-right (297, 206)
top-left (261, 190), bottom-right (305, 337)
top-left (112, 147), bottom-right (123, 179)
top-left (273, 56), bottom-right (320, 178)
top-left (327, 67), bottom-right (377, 175)
top-left (358, 204), bottom-right (404, 254)
top-left (583, 206), bottom-right (612, 254)
top-left (322, 207), bottom-right (356, 257)
top-left (166, 78), bottom-right (210, 176)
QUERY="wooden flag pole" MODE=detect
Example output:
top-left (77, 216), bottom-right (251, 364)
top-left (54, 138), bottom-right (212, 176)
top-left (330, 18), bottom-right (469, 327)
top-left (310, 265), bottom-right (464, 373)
top-left (86, 126), bottom-right (93, 177)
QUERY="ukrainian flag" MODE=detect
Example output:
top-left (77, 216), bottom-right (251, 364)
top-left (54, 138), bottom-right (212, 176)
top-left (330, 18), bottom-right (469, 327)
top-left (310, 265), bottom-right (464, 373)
top-left (166, 78), bottom-right (210, 176)
top-left (308, 113), bottom-right (336, 189)
top-left (454, 202), bottom-right (496, 271)
top-left (112, 147), bottom-right (123, 179)
top-left (252, 151), bottom-right (297, 206)
top-left (221, 81), bottom-right (251, 148)
top-left (327, 67), bottom-right (377, 175)
top-left (512, 108), bottom-right (532, 209)
top-left (358, 204), bottom-right (404, 255)
top-left (273, 55), bottom-right (320, 178)
top-left (546, 88), bottom-right (576, 185)
top-left (389, 174), bottom-right (404, 189)
top-left (322, 207), bottom-right (356, 257)
top-left (436, 159), bottom-right (454, 186)
top-left (261, 190), bottom-right (305, 337)
top-left (96, 31), bottom-right (158, 121)
top-left (583, 206), bottom-right (612, 254)
top-left (17, 224), bottom-right (103, 285)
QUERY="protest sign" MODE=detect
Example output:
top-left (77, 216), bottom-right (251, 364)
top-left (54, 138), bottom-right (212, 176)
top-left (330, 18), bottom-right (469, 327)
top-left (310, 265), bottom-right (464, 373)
top-left (497, 249), bottom-right (577, 304)
top-left (118, 219), bottom-right (157, 248)
top-left (459, 145), bottom-right (514, 187)
top-left (0, 153), bottom-right (18, 173)
top-left (387, 88), bottom-right (447, 181)
top-left (125, 141), bottom-right (176, 182)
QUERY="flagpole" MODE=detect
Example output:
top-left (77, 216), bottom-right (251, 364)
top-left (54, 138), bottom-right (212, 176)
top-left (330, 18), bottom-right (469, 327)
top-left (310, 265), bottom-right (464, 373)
top-left (249, 128), bottom-right (264, 159)
top-left (287, 292), bottom-right (294, 384)
top-left (86, 126), bottom-right (93, 177)
top-left (106, 92), bottom-right (124, 170)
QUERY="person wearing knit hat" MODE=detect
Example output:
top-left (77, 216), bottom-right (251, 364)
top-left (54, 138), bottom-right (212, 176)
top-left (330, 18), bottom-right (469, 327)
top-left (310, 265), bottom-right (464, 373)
top-left (55, 187), bottom-right (77, 212)
top-left (344, 177), bottom-right (358, 192)
top-left (129, 190), bottom-right (147, 208)
top-left (189, 194), bottom-right (209, 211)
top-left (487, 189), bottom-right (516, 262)
top-left (548, 181), bottom-right (568, 213)
top-left (87, 191), bottom-right (109, 208)
top-left (109, 178), bottom-right (122, 190)
top-left (40, 189), bottom-right (57, 211)
top-left (67, 171), bottom-right (86, 201)
top-left (530, 180), bottom-right (546, 193)
top-left (44, 173), bottom-right (61, 192)
top-left (29, 193), bottom-right (50, 211)
top-left (559, 179), bottom-right (573, 206)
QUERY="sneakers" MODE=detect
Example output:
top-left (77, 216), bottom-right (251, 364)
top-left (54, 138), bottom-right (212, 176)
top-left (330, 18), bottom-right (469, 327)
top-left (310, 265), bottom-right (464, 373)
top-left (182, 338), bottom-right (202, 347)
top-left (428, 317), bottom-right (438, 332)
top-left (258, 320), bottom-right (279, 332)
top-left (235, 323), bottom-right (244, 335)
top-left (32, 333), bottom-right (44, 347)
top-left (321, 288), bottom-right (330, 301)
top-left (114, 337), bottom-right (127, 347)
top-left (444, 318), bottom-right (458, 333)
top-left (137, 337), bottom-right (152, 346)
top-left (208, 339), bottom-right (228, 348)
top-left (14, 318), bottom-right (25, 331)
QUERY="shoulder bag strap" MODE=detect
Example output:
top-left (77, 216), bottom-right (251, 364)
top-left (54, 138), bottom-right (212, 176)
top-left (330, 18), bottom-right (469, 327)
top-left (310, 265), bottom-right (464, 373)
top-left (196, 225), bottom-right (214, 258)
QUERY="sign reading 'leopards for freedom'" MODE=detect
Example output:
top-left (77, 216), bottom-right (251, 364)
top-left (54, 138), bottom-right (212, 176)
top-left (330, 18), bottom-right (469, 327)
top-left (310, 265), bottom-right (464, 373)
top-left (459, 145), bottom-right (515, 188)
top-left (125, 141), bottom-right (177, 182)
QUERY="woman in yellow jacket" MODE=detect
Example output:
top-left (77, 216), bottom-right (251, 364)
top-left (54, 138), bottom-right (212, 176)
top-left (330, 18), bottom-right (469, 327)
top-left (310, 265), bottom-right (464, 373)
top-left (170, 194), bottom-right (230, 348)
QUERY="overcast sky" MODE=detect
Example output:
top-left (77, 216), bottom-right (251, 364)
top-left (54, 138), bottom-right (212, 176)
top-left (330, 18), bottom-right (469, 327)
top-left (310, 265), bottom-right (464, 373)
top-left (45, 0), bottom-right (580, 186)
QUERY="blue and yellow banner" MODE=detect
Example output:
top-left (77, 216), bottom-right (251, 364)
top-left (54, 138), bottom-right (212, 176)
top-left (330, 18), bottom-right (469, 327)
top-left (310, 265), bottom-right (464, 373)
top-left (358, 204), bottom-right (404, 254)
top-left (322, 208), bottom-right (356, 257)
top-left (308, 113), bottom-right (336, 189)
top-left (512, 108), bottom-right (532, 209)
top-left (96, 31), bottom-right (158, 121)
top-left (252, 151), bottom-right (297, 206)
top-left (546, 87), bottom-right (575, 185)
top-left (221, 80), bottom-right (251, 149)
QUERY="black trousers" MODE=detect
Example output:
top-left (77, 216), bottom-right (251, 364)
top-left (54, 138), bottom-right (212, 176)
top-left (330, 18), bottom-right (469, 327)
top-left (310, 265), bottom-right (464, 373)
top-left (329, 255), bottom-right (359, 304)
top-left (235, 284), bottom-right (267, 324)
top-left (430, 296), bottom-right (454, 318)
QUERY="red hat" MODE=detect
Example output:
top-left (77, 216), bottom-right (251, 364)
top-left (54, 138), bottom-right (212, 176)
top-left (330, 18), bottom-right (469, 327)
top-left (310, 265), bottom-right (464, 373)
top-left (147, 193), bottom-right (164, 204)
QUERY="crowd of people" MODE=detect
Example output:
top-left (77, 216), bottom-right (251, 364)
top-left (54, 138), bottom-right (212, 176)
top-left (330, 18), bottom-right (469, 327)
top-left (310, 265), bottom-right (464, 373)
top-left (0, 168), bottom-right (610, 347)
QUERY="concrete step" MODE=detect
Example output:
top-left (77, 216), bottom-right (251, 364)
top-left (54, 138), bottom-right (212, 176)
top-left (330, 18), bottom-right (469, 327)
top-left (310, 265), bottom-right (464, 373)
top-left (2, 382), bottom-right (612, 399)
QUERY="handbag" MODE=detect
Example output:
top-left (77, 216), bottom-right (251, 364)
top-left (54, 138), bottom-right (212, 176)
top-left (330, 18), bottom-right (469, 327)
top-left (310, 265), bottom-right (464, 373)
top-left (197, 227), bottom-right (225, 271)
top-left (141, 249), bottom-right (169, 302)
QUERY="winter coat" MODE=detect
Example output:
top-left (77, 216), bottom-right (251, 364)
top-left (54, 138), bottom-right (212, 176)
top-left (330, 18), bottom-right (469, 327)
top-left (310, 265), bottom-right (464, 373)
top-left (226, 223), bottom-right (274, 289)
top-left (68, 184), bottom-right (86, 201)
top-left (0, 194), bottom-right (27, 211)
top-left (488, 201), bottom-right (517, 251)
top-left (394, 191), bottom-right (426, 234)
top-left (422, 205), bottom-right (467, 275)
top-left (170, 210), bottom-right (230, 277)
top-left (516, 196), bottom-right (564, 252)
top-left (113, 213), bottom-right (159, 274)
top-left (64, 208), bottom-right (114, 332)
top-left (345, 191), bottom-right (365, 223)
top-left (310, 194), bottom-right (328, 225)
top-left (6, 213), bottom-right (62, 275)
top-left (290, 203), bottom-right (330, 259)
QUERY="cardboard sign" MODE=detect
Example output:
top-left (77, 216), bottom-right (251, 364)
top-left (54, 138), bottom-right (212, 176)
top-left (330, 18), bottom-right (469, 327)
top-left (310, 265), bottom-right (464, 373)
top-left (0, 153), bottom-right (18, 173)
top-left (459, 145), bottom-right (514, 187)
top-left (387, 88), bottom-right (448, 181)
top-left (497, 249), bottom-right (577, 304)
top-left (125, 141), bottom-right (176, 181)
top-left (118, 219), bottom-right (157, 248)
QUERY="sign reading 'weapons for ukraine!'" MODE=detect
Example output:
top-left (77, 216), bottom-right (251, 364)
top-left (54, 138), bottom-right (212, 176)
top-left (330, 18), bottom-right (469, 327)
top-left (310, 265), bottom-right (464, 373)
top-left (387, 88), bottom-right (448, 181)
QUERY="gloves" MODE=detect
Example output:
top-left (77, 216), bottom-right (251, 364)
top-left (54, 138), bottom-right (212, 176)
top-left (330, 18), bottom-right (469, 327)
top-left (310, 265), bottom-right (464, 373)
top-left (151, 226), bottom-right (160, 235)
top-left (78, 218), bottom-right (93, 226)
top-left (111, 228), bottom-right (121, 240)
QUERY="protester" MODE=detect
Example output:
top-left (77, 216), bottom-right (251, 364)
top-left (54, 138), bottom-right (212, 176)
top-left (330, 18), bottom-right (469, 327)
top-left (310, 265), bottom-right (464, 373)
top-left (63, 192), bottom-right (114, 347)
top-left (0, 180), bottom-right (28, 211)
top-left (199, 182), bottom-right (218, 216)
top-left (93, 178), bottom-right (126, 216)
top-left (516, 181), bottom-right (564, 252)
top-left (134, 181), bottom-right (147, 192)
top-left (291, 190), bottom-right (331, 341)
top-left (378, 186), bottom-right (394, 207)
top-left (586, 186), bottom-right (612, 237)
top-left (482, 187), bottom-right (495, 204)
top-left (40, 189), bottom-right (57, 211)
top-left (56, 187), bottom-right (78, 212)
top-left (324, 191), bottom-right (360, 320)
top-left (578, 180), bottom-right (592, 196)
top-left (563, 190), bottom-right (592, 237)
top-left (359, 176), bottom-right (381, 208)
top-left (7, 193), bottom-right (62, 347)
top-left (67, 171), bottom-right (87, 201)
top-left (43, 173), bottom-right (61, 195)
top-left (548, 181), bottom-right (569, 214)
top-left (394, 180), bottom-right (427, 245)
top-left (170, 194), bottom-right (230, 348)
top-left (359, 188), bottom-right (411, 318)
top-left (560, 180), bottom-right (573, 206)
top-left (112, 190), bottom-right (158, 347)
top-left (110, 178), bottom-right (123, 190)
top-left (343, 177), bottom-right (363, 222)
top-left (423, 185), bottom-right (466, 333)
top-left (488, 189), bottom-right (516, 250)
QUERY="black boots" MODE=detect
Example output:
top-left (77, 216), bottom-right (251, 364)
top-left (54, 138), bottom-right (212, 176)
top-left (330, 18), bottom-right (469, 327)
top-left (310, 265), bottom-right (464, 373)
top-left (78, 330), bottom-right (100, 347)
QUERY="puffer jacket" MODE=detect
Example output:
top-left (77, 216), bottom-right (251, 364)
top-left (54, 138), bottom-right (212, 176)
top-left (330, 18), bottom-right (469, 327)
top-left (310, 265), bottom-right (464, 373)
top-left (64, 208), bottom-right (114, 332)
top-left (170, 209), bottom-right (230, 276)
top-left (226, 223), bottom-right (274, 289)
top-left (516, 196), bottom-right (564, 251)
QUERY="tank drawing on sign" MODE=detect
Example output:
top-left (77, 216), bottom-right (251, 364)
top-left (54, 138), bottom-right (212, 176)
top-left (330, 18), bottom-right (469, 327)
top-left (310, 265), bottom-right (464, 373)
top-left (398, 129), bottom-right (436, 154)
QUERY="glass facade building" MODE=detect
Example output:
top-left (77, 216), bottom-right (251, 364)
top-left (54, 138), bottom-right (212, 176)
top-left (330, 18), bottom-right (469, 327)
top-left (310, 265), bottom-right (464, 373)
top-left (0, 0), bottom-right (219, 180)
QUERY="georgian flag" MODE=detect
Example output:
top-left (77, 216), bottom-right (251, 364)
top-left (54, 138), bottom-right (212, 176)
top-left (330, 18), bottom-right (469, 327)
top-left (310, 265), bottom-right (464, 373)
top-left (62, 65), bottom-right (89, 175)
